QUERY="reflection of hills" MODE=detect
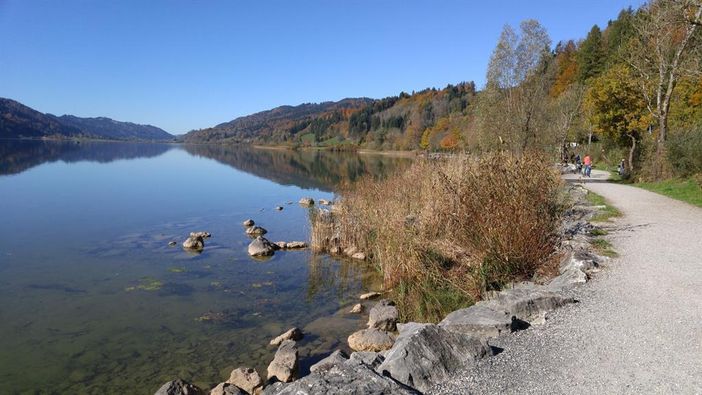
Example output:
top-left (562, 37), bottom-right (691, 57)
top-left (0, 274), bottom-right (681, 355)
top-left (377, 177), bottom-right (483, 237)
top-left (183, 144), bottom-right (411, 191)
top-left (0, 139), bottom-right (173, 176)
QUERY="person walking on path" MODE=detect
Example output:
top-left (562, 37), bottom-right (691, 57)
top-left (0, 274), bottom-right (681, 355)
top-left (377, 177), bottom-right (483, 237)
top-left (583, 154), bottom-right (592, 177)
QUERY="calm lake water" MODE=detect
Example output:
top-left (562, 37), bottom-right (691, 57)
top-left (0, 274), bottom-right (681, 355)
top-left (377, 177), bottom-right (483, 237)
top-left (0, 140), bottom-right (410, 394)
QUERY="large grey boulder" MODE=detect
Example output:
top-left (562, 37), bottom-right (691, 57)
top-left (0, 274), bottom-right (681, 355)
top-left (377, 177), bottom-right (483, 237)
top-left (485, 283), bottom-right (575, 323)
top-left (263, 358), bottom-right (419, 395)
top-left (349, 351), bottom-right (385, 369)
top-left (310, 349), bottom-right (348, 373)
top-left (209, 383), bottom-right (245, 395)
top-left (267, 339), bottom-right (298, 383)
top-left (560, 250), bottom-right (600, 274)
top-left (155, 379), bottom-right (204, 395)
top-left (439, 303), bottom-right (517, 338)
top-left (248, 237), bottom-right (276, 257)
top-left (368, 299), bottom-right (399, 331)
top-left (270, 327), bottom-right (303, 346)
top-left (226, 367), bottom-right (262, 394)
top-left (348, 328), bottom-right (395, 352)
top-left (376, 323), bottom-right (493, 393)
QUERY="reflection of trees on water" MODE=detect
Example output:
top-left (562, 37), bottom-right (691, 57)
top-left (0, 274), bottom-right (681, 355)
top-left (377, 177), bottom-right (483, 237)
top-left (306, 254), bottom-right (383, 302)
top-left (182, 144), bottom-right (411, 192)
top-left (0, 139), bottom-right (173, 176)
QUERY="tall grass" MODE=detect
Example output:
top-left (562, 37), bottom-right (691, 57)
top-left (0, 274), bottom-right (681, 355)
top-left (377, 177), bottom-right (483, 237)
top-left (312, 152), bottom-right (567, 322)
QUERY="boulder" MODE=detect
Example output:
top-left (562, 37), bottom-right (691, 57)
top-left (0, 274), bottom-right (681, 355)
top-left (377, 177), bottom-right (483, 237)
top-left (209, 383), bottom-right (245, 395)
top-left (182, 235), bottom-right (205, 252)
top-left (245, 226), bottom-right (268, 236)
top-left (486, 283), bottom-right (575, 323)
top-left (248, 237), bottom-right (276, 257)
top-left (367, 299), bottom-right (398, 331)
top-left (310, 350), bottom-right (349, 373)
top-left (348, 328), bottom-right (395, 352)
top-left (274, 241), bottom-right (287, 250)
top-left (270, 327), bottom-right (303, 346)
top-left (560, 250), bottom-right (600, 274)
top-left (267, 340), bottom-right (298, 383)
top-left (155, 379), bottom-right (204, 395)
top-left (190, 231), bottom-right (211, 239)
top-left (263, 358), bottom-right (418, 395)
top-left (275, 206), bottom-right (284, 211)
top-left (226, 367), bottom-right (262, 394)
top-left (351, 252), bottom-right (366, 260)
top-left (343, 246), bottom-right (358, 256)
top-left (349, 303), bottom-right (363, 314)
top-left (360, 291), bottom-right (381, 300)
top-left (439, 303), bottom-right (520, 338)
top-left (547, 267), bottom-right (588, 291)
top-left (299, 197), bottom-right (314, 206)
top-left (349, 351), bottom-right (385, 369)
top-left (242, 219), bottom-right (255, 227)
top-left (376, 323), bottom-right (493, 393)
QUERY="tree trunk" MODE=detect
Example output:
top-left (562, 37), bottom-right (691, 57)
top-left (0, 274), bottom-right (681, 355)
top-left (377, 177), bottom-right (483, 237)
top-left (628, 134), bottom-right (637, 174)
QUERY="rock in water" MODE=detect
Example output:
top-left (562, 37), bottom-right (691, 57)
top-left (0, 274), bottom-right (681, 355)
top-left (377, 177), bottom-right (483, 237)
top-left (275, 206), bottom-right (284, 211)
top-left (351, 252), bottom-right (366, 260)
top-left (439, 303), bottom-right (517, 338)
top-left (248, 237), bottom-right (276, 257)
top-left (168, 241), bottom-right (177, 246)
top-left (209, 382), bottom-right (245, 395)
top-left (284, 241), bottom-right (307, 249)
top-left (349, 303), bottom-right (363, 314)
top-left (360, 291), bottom-right (381, 300)
top-left (274, 241), bottom-right (287, 250)
top-left (226, 367), bottom-right (262, 394)
top-left (182, 234), bottom-right (205, 252)
top-left (367, 299), bottom-right (398, 331)
top-left (299, 197), bottom-right (314, 206)
top-left (242, 219), bottom-right (255, 227)
top-left (267, 339), bottom-right (298, 383)
top-left (318, 199), bottom-right (332, 205)
top-left (263, 359), bottom-right (419, 395)
top-left (245, 226), bottom-right (267, 236)
top-left (309, 350), bottom-right (349, 373)
top-left (376, 323), bottom-right (493, 393)
top-left (270, 327), bottom-right (304, 346)
top-left (154, 379), bottom-right (204, 395)
top-left (348, 328), bottom-right (395, 352)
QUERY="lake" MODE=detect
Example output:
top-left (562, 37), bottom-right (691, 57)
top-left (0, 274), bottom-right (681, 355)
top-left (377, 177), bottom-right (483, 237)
top-left (0, 140), bottom-right (411, 394)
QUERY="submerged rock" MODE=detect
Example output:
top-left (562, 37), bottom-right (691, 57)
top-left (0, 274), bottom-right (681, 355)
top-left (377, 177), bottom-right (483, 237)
top-left (226, 367), bottom-right (262, 394)
top-left (154, 379), bottom-right (204, 395)
top-left (248, 237), bottom-right (276, 257)
top-left (367, 299), bottom-right (398, 331)
top-left (348, 328), bottom-right (395, 352)
top-left (245, 226), bottom-right (268, 236)
top-left (275, 206), bottom-right (284, 211)
top-left (376, 323), bottom-right (493, 393)
top-left (267, 339), bottom-right (299, 383)
top-left (168, 241), bottom-right (177, 247)
top-left (270, 327), bottom-right (304, 346)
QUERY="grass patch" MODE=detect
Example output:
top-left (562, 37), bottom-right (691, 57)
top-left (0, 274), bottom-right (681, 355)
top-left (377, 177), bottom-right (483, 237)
top-left (312, 152), bottom-right (566, 322)
top-left (590, 228), bottom-right (608, 236)
top-left (125, 277), bottom-right (163, 292)
top-left (585, 191), bottom-right (622, 222)
top-left (168, 266), bottom-right (186, 273)
top-left (591, 238), bottom-right (618, 257)
top-left (637, 178), bottom-right (702, 208)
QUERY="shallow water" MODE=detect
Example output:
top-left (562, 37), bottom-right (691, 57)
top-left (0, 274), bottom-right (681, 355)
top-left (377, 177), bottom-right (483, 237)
top-left (0, 140), bottom-right (410, 394)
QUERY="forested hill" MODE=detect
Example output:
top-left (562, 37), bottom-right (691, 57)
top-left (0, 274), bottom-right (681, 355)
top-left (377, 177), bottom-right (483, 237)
top-left (181, 82), bottom-right (477, 150)
top-left (0, 98), bottom-right (173, 141)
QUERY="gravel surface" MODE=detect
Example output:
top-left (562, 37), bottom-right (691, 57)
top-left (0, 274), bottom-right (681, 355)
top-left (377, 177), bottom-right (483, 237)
top-left (429, 170), bottom-right (702, 394)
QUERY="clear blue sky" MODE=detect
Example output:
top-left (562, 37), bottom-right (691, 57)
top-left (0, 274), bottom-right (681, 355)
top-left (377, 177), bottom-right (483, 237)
top-left (0, 0), bottom-right (644, 134)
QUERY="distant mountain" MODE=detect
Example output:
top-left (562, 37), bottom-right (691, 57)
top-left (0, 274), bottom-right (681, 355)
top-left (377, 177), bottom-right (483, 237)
top-left (0, 97), bottom-right (173, 141)
top-left (53, 115), bottom-right (173, 141)
top-left (181, 82), bottom-right (477, 150)
top-left (182, 98), bottom-right (374, 144)
top-left (0, 98), bottom-right (85, 139)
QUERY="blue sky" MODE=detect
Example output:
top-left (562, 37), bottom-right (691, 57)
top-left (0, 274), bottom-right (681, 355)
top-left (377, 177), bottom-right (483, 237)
top-left (0, 0), bottom-right (644, 134)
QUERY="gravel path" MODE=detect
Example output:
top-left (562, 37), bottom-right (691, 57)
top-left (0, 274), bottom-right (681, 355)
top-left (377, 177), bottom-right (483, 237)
top-left (430, 170), bottom-right (702, 394)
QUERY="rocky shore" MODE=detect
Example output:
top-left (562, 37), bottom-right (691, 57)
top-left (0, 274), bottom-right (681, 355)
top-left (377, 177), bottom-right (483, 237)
top-left (156, 185), bottom-right (610, 394)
